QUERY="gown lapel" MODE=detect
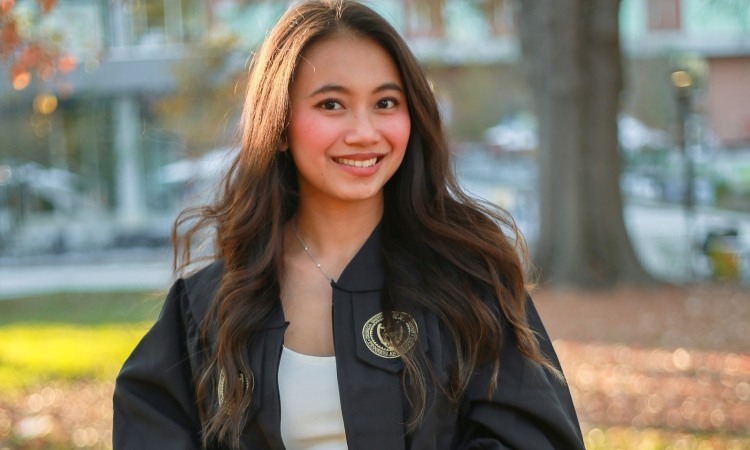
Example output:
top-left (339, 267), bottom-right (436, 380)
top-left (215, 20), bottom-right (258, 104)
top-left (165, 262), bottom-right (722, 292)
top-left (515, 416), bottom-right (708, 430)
top-left (333, 222), bottom-right (408, 450)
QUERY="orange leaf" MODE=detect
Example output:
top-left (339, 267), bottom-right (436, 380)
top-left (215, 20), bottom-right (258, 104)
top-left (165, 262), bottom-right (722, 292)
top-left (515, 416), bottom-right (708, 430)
top-left (16, 42), bottom-right (54, 68)
top-left (1, 22), bottom-right (21, 56)
top-left (0, 0), bottom-right (16, 16)
top-left (38, 0), bottom-right (55, 14)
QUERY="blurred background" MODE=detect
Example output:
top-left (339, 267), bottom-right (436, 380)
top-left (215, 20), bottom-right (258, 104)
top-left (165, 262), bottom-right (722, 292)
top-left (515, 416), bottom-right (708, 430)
top-left (1, 0), bottom-right (749, 448)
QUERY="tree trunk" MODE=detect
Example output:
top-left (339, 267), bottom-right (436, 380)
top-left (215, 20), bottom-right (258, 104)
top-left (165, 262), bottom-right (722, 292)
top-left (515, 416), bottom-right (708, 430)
top-left (517, 0), bottom-right (652, 286)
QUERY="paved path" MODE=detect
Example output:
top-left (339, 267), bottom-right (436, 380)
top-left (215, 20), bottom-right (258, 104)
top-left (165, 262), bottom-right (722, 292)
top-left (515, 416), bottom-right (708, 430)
top-left (0, 260), bottom-right (174, 299)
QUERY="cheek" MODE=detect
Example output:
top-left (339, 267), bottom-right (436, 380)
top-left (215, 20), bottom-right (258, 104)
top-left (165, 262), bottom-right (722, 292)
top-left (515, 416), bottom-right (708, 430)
top-left (385, 112), bottom-right (411, 157)
top-left (288, 112), bottom-right (340, 158)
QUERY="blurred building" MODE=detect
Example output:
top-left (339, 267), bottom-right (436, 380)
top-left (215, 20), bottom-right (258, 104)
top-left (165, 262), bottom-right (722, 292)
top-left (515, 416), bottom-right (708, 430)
top-left (621, 0), bottom-right (750, 149)
top-left (1, 0), bottom-right (749, 256)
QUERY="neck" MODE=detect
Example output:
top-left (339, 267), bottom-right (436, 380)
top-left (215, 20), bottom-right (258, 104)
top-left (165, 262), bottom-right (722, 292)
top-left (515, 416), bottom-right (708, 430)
top-left (289, 193), bottom-right (383, 280)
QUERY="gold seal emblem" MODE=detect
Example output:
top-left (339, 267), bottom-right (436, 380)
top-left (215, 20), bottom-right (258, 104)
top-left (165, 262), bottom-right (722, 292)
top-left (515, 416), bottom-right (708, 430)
top-left (218, 370), bottom-right (253, 408)
top-left (362, 311), bottom-right (418, 358)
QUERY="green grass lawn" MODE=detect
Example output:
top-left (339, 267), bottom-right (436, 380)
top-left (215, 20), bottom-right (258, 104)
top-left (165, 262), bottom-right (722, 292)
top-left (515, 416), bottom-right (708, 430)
top-left (0, 291), bottom-right (165, 326)
top-left (0, 291), bottom-right (163, 390)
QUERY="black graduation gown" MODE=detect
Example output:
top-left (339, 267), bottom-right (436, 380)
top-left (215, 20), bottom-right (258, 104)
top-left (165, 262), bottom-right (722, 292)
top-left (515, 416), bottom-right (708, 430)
top-left (113, 226), bottom-right (585, 449)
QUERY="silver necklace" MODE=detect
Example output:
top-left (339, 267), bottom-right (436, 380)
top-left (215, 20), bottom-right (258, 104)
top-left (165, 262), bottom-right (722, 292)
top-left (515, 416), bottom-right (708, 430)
top-left (292, 220), bottom-right (334, 283)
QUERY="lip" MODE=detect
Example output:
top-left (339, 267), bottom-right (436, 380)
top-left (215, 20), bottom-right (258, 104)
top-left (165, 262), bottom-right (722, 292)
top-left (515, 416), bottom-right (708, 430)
top-left (331, 153), bottom-right (385, 177)
top-left (332, 152), bottom-right (385, 161)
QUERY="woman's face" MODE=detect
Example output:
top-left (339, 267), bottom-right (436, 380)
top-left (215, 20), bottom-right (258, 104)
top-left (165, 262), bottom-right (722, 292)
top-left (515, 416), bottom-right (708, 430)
top-left (284, 34), bottom-right (411, 206)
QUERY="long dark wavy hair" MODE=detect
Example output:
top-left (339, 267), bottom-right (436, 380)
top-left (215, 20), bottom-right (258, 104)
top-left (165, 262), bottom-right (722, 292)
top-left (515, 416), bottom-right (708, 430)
top-left (172, 0), bottom-right (560, 447)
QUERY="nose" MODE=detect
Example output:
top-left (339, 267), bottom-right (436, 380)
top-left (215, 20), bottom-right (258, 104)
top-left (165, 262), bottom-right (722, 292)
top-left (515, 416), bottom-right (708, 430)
top-left (343, 109), bottom-right (380, 147)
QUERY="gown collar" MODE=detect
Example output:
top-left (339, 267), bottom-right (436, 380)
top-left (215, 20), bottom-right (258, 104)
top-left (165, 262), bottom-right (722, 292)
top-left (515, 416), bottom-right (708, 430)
top-left (332, 219), bottom-right (384, 293)
top-left (262, 219), bottom-right (384, 330)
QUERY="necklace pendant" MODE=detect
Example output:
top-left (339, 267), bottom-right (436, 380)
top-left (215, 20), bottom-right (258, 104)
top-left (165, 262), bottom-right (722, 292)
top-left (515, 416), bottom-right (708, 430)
top-left (293, 219), bottom-right (334, 283)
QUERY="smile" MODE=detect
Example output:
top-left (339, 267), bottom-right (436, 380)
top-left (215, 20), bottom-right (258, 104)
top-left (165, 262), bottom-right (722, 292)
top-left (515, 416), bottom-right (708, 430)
top-left (333, 157), bottom-right (379, 168)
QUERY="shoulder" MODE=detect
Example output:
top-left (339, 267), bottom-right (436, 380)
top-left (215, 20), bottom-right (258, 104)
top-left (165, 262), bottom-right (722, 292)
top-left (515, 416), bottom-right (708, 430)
top-left (180, 259), bottom-right (225, 326)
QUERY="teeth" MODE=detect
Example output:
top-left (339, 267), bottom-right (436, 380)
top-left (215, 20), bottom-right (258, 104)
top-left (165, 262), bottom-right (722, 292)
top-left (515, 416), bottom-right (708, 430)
top-left (334, 157), bottom-right (378, 168)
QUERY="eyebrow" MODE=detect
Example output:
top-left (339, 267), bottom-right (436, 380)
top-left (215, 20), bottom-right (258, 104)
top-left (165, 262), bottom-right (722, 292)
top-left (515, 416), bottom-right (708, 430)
top-left (309, 82), bottom-right (404, 97)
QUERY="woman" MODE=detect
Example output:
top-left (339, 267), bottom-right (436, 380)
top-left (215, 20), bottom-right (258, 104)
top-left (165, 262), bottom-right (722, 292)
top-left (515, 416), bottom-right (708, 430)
top-left (113, 1), bottom-right (585, 449)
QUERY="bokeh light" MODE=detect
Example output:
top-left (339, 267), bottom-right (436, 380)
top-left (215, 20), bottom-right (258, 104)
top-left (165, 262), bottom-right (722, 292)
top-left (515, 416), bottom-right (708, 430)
top-left (12, 71), bottom-right (31, 90)
top-left (33, 94), bottom-right (58, 115)
top-left (671, 70), bottom-right (693, 89)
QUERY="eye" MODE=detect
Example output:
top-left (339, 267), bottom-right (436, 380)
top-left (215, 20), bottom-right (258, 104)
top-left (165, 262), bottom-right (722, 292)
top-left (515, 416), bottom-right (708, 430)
top-left (376, 98), bottom-right (398, 109)
top-left (319, 99), bottom-right (343, 110)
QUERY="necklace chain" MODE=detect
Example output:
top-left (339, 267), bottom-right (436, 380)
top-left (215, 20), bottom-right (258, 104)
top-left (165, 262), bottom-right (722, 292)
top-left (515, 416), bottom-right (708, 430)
top-left (292, 220), bottom-right (334, 283)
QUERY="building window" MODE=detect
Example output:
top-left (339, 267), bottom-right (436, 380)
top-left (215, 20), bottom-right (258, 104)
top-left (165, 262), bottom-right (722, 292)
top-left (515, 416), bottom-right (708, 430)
top-left (648, 0), bottom-right (681, 31)
top-left (402, 0), bottom-right (444, 38)
top-left (477, 0), bottom-right (515, 36)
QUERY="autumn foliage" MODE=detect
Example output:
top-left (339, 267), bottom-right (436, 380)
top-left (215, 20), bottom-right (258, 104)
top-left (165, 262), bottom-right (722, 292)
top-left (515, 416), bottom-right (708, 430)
top-left (0, 0), bottom-right (76, 90)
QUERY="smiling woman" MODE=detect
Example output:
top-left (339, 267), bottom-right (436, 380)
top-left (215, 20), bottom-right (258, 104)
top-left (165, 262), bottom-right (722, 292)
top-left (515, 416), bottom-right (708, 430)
top-left (112, 1), bottom-right (585, 450)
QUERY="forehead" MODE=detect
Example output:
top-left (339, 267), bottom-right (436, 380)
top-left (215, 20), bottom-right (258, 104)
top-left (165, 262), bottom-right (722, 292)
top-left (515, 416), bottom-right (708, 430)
top-left (292, 34), bottom-right (402, 93)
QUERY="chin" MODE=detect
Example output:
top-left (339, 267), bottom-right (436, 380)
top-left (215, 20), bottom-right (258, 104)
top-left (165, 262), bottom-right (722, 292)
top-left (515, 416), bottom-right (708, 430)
top-left (332, 187), bottom-right (383, 203)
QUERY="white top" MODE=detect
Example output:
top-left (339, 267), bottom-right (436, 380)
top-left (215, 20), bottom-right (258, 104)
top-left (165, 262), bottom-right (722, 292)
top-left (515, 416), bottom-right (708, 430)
top-left (278, 346), bottom-right (348, 450)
